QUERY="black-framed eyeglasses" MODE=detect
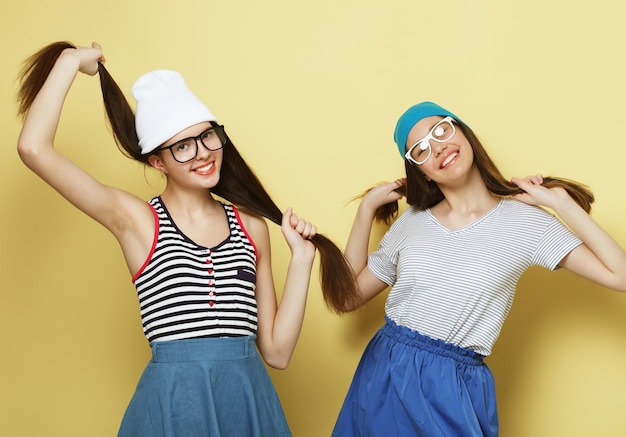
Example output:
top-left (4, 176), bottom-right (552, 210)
top-left (157, 124), bottom-right (226, 163)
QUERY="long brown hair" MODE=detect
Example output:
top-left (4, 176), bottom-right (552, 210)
top-left (17, 41), bottom-right (358, 314)
top-left (372, 121), bottom-right (594, 224)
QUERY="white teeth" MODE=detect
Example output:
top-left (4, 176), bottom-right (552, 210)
top-left (441, 153), bottom-right (457, 167)
top-left (195, 162), bottom-right (214, 172)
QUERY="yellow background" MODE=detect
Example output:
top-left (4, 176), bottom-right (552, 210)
top-left (2, 1), bottom-right (626, 436)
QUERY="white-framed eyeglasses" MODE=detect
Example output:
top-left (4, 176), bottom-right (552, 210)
top-left (404, 116), bottom-right (456, 165)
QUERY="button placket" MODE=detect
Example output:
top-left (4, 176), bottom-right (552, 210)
top-left (206, 250), bottom-right (216, 308)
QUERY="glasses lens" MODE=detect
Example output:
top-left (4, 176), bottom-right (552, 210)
top-left (199, 127), bottom-right (224, 151)
top-left (412, 141), bottom-right (431, 164)
top-left (431, 120), bottom-right (455, 143)
top-left (170, 139), bottom-right (198, 162)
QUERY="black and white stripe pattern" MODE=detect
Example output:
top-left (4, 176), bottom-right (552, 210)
top-left (369, 198), bottom-right (582, 356)
top-left (133, 197), bottom-right (258, 343)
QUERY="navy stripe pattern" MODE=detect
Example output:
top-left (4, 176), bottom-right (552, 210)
top-left (134, 197), bottom-right (258, 343)
top-left (368, 198), bottom-right (582, 356)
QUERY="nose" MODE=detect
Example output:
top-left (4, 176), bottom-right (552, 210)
top-left (433, 142), bottom-right (448, 157)
top-left (194, 139), bottom-right (211, 160)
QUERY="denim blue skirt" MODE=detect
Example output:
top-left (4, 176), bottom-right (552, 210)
top-left (118, 336), bottom-right (291, 437)
top-left (332, 317), bottom-right (498, 437)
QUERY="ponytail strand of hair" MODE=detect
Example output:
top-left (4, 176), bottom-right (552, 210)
top-left (213, 133), bottom-right (358, 313)
top-left (16, 41), bottom-right (76, 118)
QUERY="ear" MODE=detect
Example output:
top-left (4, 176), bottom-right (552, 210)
top-left (147, 153), bottom-right (167, 173)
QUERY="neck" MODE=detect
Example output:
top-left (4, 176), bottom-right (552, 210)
top-left (435, 169), bottom-right (497, 214)
top-left (160, 186), bottom-right (221, 216)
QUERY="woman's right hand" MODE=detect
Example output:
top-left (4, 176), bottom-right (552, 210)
top-left (362, 178), bottom-right (406, 210)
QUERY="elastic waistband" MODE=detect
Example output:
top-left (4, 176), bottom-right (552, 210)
top-left (382, 317), bottom-right (485, 366)
top-left (150, 336), bottom-right (257, 363)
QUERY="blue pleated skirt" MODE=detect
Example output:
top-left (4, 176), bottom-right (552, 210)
top-left (332, 317), bottom-right (498, 437)
top-left (118, 336), bottom-right (291, 437)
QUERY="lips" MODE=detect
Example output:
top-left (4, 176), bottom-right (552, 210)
top-left (441, 153), bottom-right (457, 167)
top-left (440, 151), bottom-right (459, 169)
top-left (193, 162), bottom-right (215, 175)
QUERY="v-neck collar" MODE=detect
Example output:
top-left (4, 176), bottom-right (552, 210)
top-left (425, 198), bottom-right (504, 234)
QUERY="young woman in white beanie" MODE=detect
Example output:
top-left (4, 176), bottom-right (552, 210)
top-left (16, 41), bottom-right (356, 437)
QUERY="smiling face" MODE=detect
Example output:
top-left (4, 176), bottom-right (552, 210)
top-left (405, 115), bottom-right (474, 184)
top-left (148, 121), bottom-right (224, 189)
top-left (405, 116), bottom-right (456, 165)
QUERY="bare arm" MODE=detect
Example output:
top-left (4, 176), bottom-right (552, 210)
top-left (343, 180), bottom-right (405, 310)
top-left (512, 174), bottom-right (626, 292)
top-left (248, 209), bottom-right (317, 369)
top-left (16, 43), bottom-right (155, 274)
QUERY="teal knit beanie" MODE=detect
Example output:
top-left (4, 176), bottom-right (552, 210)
top-left (393, 102), bottom-right (464, 157)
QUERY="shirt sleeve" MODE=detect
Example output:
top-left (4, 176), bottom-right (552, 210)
top-left (367, 224), bottom-right (403, 286)
top-left (532, 215), bottom-right (583, 270)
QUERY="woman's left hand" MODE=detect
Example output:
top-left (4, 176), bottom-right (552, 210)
top-left (281, 208), bottom-right (317, 257)
top-left (511, 174), bottom-right (570, 209)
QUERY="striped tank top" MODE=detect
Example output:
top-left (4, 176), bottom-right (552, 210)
top-left (132, 197), bottom-right (258, 343)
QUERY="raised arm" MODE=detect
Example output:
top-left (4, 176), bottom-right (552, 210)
top-left (342, 180), bottom-right (406, 311)
top-left (512, 174), bottom-right (626, 292)
top-left (16, 43), bottom-right (155, 274)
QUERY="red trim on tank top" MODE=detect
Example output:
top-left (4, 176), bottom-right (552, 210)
top-left (231, 205), bottom-right (258, 260)
top-left (131, 203), bottom-right (160, 282)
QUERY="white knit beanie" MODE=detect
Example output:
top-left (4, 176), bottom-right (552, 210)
top-left (132, 70), bottom-right (217, 155)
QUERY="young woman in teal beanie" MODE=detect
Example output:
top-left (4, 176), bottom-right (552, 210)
top-left (331, 101), bottom-right (626, 436)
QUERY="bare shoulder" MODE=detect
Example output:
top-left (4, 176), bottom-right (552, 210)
top-left (234, 206), bottom-right (270, 240)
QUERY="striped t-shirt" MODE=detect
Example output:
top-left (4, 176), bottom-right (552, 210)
top-left (132, 197), bottom-right (258, 343)
top-left (368, 198), bottom-right (582, 356)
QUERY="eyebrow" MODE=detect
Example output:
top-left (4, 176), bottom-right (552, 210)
top-left (416, 120), bottom-right (440, 139)
top-left (426, 117), bottom-right (454, 133)
top-left (164, 127), bottom-right (214, 148)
